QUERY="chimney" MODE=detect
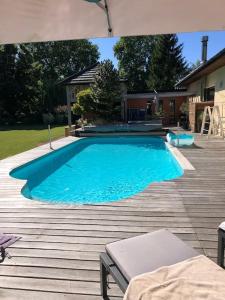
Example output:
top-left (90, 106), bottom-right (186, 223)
top-left (201, 36), bottom-right (208, 63)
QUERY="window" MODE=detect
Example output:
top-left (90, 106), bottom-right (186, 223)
top-left (204, 86), bottom-right (215, 101)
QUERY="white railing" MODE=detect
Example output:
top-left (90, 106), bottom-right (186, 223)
top-left (189, 96), bottom-right (201, 103)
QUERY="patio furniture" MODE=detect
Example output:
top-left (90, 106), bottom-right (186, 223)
top-left (100, 229), bottom-right (198, 299)
top-left (218, 222), bottom-right (225, 268)
top-left (0, 233), bottom-right (20, 263)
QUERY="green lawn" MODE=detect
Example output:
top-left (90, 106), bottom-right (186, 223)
top-left (0, 125), bottom-right (65, 160)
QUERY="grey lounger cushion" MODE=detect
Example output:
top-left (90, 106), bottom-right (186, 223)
top-left (106, 229), bottom-right (198, 282)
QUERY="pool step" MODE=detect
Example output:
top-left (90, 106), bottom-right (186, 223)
top-left (75, 129), bottom-right (167, 137)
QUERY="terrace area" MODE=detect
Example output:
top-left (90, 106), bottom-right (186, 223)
top-left (0, 132), bottom-right (225, 299)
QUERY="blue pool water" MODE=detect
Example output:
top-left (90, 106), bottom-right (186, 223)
top-left (10, 136), bottom-right (183, 204)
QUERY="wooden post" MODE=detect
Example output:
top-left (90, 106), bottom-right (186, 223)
top-left (218, 228), bottom-right (225, 268)
top-left (121, 83), bottom-right (127, 122)
top-left (66, 86), bottom-right (72, 127)
top-left (48, 124), bottom-right (53, 150)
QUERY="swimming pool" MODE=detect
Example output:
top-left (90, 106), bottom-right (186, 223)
top-left (10, 136), bottom-right (183, 204)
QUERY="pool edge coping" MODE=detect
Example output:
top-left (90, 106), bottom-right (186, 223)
top-left (1, 135), bottom-right (195, 207)
top-left (165, 142), bottom-right (195, 171)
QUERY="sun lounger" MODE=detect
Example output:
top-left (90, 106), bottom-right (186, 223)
top-left (100, 229), bottom-right (199, 299)
top-left (218, 222), bottom-right (225, 268)
top-left (0, 233), bottom-right (20, 263)
top-left (124, 255), bottom-right (225, 300)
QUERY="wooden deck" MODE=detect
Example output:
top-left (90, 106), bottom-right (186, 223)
top-left (0, 134), bottom-right (225, 299)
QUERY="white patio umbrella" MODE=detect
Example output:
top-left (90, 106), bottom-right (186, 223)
top-left (0, 0), bottom-right (225, 45)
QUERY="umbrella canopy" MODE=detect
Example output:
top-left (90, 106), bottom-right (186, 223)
top-left (0, 0), bottom-right (225, 44)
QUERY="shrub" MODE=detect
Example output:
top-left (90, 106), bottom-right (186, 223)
top-left (72, 88), bottom-right (95, 117)
top-left (42, 113), bottom-right (55, 125)
top-left (76, 118), bottom-right (88, 128)
top-left (55, 113), bottom-right (65, 124)
top-left (0, 110), bottom-right (16, 125)
top-left (53, 105), bottom-right (67, 124)
top-left (54, 105), bottom-right (68, 114)
top-left (72, 103), bottom-right (84, 116)
top-left (77, 88), bottom-right (95, 112)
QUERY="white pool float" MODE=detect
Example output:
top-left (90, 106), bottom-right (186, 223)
top-left (166, 133), bottom-right (194, 147)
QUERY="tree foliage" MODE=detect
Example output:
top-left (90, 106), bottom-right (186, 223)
top-left (147, 34), bottom-right (188, 90)
top-left (72, 61), bottom-right (122, 120)
top-left (114, 34), bottom-right (188, 92)
top-left (27, 39), bottom-right (99, 110)
top-left (28, 40), bottom-right (99, 79)
top-left (15, 45), bottom-right (43, 118)
top-left (72, 88), bottom-right (94, 116)
top-left (0, 44), bottom-right (18, 122)
top-left (114, 36), bottom-right (153, 91)
top-left (0, 40), bottom-right (99, 124)
top-left (91, 60), bottom-right (122, 120)
top-left (189, 59), bottom-right (201, 72)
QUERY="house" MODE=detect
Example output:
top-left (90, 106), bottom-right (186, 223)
top-left (176, 37), bottom-right (225, 132)
top-left (125, 90), bottom-right (193, 125)
top-left (59, 63), bottom-right (191, 126)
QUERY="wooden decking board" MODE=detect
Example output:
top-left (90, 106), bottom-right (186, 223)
top-left (0, 288), bottom-right (117, 300)
top-left (3, 257), bottom-right (100, 270)
top-left (0, 134), bottom-right (225, 299)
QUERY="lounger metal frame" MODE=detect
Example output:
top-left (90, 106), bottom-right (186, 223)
top-left (100, 252), bottom-right (128, 300)
top-left (218, 227), bottom-right (225, 268)
top-left (0, 247), bottom-right (6, 263)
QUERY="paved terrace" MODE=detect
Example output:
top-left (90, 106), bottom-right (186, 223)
top-left (0, 134), bottom-right (225, 299)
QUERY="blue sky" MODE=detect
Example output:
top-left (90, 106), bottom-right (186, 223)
top-left (90, 30), bottom-right (225, 68)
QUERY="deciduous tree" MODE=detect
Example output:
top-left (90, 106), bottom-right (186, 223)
top-left (114, 36), bottom-right (153, 91)
top-left (16, 45), bottom-right (43, 118)
top-left (0, 44), bottom-right (18, 123)
top-left (27, 40), bottom-right (100, 110)
top-left (0, 40), bottom-right (100, 124)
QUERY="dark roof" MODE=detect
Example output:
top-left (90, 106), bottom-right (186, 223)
top-left (127, 90), bottom-right (194, 99)
top-left (58, 62), bottom-right (127, 86)
top-left (176, 47), bottom-right (225, 87)
top-left (127, 88), bottom-right (187, 94)
top-left (57, 63), bottom-right (99, 86)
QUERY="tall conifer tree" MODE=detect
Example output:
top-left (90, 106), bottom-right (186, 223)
top-left (147, 34), bottom-right (188, 90)
top-left (91, 60), bottom-right (122, 120)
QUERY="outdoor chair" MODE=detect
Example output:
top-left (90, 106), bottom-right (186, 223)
top-left (217, 222), bottom-right (225, 268)
top-left (0, 233), bottom-right (20, 263)
top-left (100, 229), bottom-right (199, 299)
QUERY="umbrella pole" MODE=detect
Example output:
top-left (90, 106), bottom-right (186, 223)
top-left (95, 0), bottom-right (112, 36)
